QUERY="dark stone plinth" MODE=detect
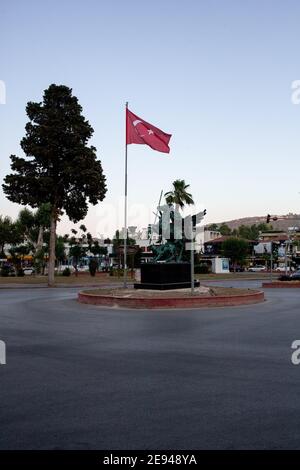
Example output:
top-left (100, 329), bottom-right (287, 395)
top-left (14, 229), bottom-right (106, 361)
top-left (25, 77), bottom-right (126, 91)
top-left (134, 262), bottom-right (200, 290)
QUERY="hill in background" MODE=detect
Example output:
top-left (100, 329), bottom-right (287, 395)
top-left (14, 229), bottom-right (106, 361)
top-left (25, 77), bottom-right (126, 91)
top-left (211, 213), bottom-right (300, 232)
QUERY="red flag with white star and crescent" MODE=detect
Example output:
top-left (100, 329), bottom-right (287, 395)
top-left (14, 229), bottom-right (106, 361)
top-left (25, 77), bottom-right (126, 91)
top-left (126, 108), bottom-right (172, 154)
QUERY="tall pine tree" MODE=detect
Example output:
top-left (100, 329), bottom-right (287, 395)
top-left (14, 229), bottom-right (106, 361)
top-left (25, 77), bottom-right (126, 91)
top-left (3, 84), bottom-right (107, 286)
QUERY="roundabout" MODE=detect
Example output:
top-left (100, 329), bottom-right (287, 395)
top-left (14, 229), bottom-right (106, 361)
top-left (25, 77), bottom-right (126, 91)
top-left (1, 282), bottom-right (300, 449)
top-left (78, 285), bottom-right (264, 309)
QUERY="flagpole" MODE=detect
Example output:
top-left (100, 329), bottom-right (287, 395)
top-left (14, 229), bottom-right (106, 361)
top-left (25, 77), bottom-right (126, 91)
top-left (123, 101), bottom-right (128, 288)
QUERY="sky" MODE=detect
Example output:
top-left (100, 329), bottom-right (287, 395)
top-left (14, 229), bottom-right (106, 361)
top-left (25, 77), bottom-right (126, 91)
top-left (1, 0), bottom-right (300, 237)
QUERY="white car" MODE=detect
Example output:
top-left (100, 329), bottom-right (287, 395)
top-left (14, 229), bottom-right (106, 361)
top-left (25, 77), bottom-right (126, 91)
top-left (23, 267), bottom-right (35, 275)
top-left (248, 266), bottom-right (266, 272)
top-left (77, 265), bottom-right (89, 272)
top-left (275, 266), bottom-right (294, 272)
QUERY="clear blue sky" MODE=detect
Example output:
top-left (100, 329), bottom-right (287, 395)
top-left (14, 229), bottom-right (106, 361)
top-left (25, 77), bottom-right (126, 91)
top-left (1, 0), bottom-right (300, 236)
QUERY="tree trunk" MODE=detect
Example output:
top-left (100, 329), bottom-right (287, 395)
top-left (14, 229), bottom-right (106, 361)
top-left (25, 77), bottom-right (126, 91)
top-left (36, 226), bottom-right (44, 252)
top-left (34, 226), bottom-right (44, 275)
top-left (48, 208), bottom-right (57, 287)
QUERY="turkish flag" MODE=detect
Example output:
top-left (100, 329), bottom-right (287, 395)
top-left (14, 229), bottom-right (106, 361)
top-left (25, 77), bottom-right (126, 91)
top-left (126, 108), bottom-right (171, 154)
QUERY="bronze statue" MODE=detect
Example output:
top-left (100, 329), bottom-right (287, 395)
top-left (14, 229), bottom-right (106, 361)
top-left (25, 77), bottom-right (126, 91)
top-left (148, 204), bottom-right (206, 262)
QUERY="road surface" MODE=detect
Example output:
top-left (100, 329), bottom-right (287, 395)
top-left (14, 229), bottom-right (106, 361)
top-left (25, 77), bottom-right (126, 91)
top-left (0, 282), bottom-right (300, 449)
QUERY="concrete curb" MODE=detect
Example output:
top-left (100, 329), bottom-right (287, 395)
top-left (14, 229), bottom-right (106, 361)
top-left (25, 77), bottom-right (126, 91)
top-left (0, 283), bottom-right (126, 290)
top-left (262, 282), bottom-right (300, 288)
top-left (78, 290), bottom-right (265, 309)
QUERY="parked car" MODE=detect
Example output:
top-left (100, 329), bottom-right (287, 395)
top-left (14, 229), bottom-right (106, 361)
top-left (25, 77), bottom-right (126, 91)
top-left (275, 266), bottom-right (286, 272)
top-left (248, 265), bottom-right (266, 272)
top-left (77, 265), bottom-right (89, 272)
top-left (229, 266), bottom-right (245, 272)
top-left (275, 266), bottom-right (294, 272)
top-left (278, 270), bottom-right (300, 281)
top-left (290, 270), bottom-right (300, 280)
top-left (23, 267), bottom-right (35, 275)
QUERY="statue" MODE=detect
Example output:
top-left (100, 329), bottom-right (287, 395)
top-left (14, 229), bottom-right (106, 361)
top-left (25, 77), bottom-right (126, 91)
top-left (148, 204), bottom-right (206, 262)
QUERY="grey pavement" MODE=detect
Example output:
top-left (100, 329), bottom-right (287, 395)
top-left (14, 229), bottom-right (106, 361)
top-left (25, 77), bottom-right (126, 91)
top-left (0, 282), bottom-right (300, 449)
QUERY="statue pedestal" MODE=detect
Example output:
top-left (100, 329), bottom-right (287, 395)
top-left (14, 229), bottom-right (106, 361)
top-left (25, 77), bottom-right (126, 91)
top-left (134, 262), bottom-right (200, 290)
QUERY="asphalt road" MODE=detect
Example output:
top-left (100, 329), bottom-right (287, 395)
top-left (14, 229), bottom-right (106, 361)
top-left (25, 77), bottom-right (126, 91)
top-left (1, 282), bottom-right (300, 450)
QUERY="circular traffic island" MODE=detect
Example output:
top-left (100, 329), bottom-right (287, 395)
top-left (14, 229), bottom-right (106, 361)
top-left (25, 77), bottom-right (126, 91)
top-left (78, 285), bottom-right (264, 309)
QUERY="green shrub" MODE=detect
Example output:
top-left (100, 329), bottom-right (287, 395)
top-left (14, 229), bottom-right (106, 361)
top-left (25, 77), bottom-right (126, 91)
top-left (194, 264), bottom-right (210, 274)
top-left (109, 267), bottom-right (124, 277)
top-left (62, 267), bottom-right (71, 277)
top-left (89, 259), bottom-right (98, 277)
top-left (1, 265), bottom-right (10, 277)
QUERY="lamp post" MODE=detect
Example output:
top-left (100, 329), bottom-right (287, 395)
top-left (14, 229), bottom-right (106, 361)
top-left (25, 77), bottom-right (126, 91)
top-left (285, 241), bottom-right (289, 275)
top-left (270, 240), bottom-right (273, 282)
top-left (190, 218), bottom-right (195, 295)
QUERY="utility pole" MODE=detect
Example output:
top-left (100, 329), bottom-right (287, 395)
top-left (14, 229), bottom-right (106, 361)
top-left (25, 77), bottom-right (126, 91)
top-left (190, 218), bottom-right (195, 295)
top-left (270, 240), bottom-right (273, 282)
top-left (285, 241), bottom-right (288, 275)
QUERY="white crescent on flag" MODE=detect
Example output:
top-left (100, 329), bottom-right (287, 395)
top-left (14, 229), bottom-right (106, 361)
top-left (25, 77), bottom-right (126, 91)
top-left (126, 108), bottom-right (171, 153)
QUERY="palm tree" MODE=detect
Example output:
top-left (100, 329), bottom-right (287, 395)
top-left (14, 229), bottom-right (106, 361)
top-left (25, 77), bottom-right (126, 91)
top-left (164, 179), bottom-right (194, 211)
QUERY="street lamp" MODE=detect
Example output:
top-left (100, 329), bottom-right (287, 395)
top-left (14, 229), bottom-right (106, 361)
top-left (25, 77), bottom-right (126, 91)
top-left (190, 218), bottom-right (195, 295)
top-left (270, 240), bottom-right (273, 282)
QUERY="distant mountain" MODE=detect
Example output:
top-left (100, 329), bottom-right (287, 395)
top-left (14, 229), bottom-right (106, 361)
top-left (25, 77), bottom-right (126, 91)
top-left (210, 213), bottom-right (300, 232)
